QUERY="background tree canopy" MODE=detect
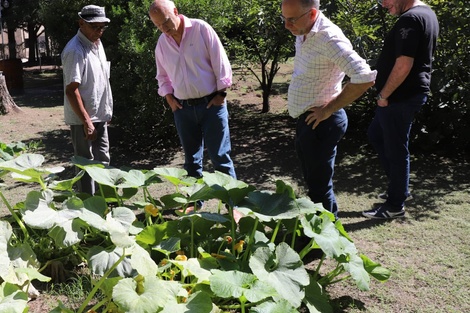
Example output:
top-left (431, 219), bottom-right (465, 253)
top-left (37, 0), bottom-right (469, 155)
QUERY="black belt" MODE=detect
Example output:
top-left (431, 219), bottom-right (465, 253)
top-left (180, 92), bottom-right (217, 106)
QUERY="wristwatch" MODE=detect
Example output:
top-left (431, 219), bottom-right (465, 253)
top-left (375, 93), bottom-right (386, 101)
top-left (217, 91), bottom-right (227, 97)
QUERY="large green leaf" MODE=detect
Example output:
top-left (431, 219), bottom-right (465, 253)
top-left (0, 221), bottom-right (39, 286)
top-left (136, 221), bottom-right (183, 247)
top-left (14, 268), bottom-right (51, 283)
top-left (201, 171), bottom-right (255, 205)
top-left (152, 167), bottom-right (193, 186)
top-left (250, 299), bottom-right (298, 313)
top-left (48, 171), bottom-right (84, 191)
top-left (0, 222), bottom-right (13, 282)
top-left (301, 214), bottom-right (351, 258)
top-left (105, 207), bottom-right (136, 248)
top-left (342, 253), bottom-right (370, 291)
top-left (0, 282), bottom-right (28, 313)
top-left (249, 242), bottom-right (309, 307)
top-left (172, 258), bottom-right (212, 284)
top-left (159, 291), bottom-right (214, 313)
top-left (360, 254), bottom-right (391, 282)
top-left (113, 277), bottom-right (186, 312)
top-left (22, 194), bottom-right (85, 247)
top-left (0, 153), bottom-right (62, 176)
top-left (117, 169), bottom-right (147, 188)
top-left (160, 192), bottom-right (190, 209)
top-left (236, 191), bottom-right (306, 222)
top-left (130, 244), bottom-right (158, 277)
top-left (85, 167), bottom-right (125, 187)
top-left (87, 246), bottom-right (134, 278)
top-left (210, 270), bottom-right (277, 303)
top-left (303, 277), bottom-right (333, 313)
top-left (48, 218), bottom-right (85, 248)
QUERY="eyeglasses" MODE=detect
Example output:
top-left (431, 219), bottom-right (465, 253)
top-left (155, 17), bottom-right (172, 29)
top-left (86, 21), bottom-right (109, 32)
top-left (280, 9), bottom-right (311, 24)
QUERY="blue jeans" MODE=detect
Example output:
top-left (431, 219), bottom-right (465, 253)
top-left (295, 109), bottom-right (348, 217)
top-left (173, 99), bottom-right (236, 179)
top-left (368, 94), bottom-right (427, 208)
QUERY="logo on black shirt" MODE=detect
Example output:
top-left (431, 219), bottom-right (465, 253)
top-left (399, 28), bottom-right (414, 39)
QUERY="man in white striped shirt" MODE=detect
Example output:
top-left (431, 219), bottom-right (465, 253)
top-left (281, 0), bottom-right (376, 218)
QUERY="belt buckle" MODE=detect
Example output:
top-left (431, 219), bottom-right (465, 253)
top-left (186, 98), bottom-right (200, 106)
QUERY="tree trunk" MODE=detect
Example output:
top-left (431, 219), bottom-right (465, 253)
top-left (0, 74), bottom-right (22, 115)
top-left (7, 27), bottom-right (16, 59)
top-left (27, 23), bottom-right (38, 63)
top-left (261, 90), bottom-right (270, 113)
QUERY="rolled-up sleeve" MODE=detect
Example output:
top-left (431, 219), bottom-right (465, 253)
top-left (329, 37), bottom-right (377, 84)
top-left (204, 24), bottom-right (232, 90)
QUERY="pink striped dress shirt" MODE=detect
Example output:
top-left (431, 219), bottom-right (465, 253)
top-left (155, 15), bottom-right (232, 100)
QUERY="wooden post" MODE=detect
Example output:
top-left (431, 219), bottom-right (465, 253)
top-left (0, 72), bottom-right (22, 115)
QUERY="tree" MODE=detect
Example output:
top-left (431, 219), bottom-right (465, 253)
top-left (8, 0), bottom-right (43, 62)
top-left (1, 0), bottom-right (17, 59)
top-left (420, 0), bottom-right (470, 153)
top-left (0, 74), bottom-right (22, 114)
top-left (230, 0), bottom-right (293, 113)
top-left (40, 0), bottom-right (92, 54)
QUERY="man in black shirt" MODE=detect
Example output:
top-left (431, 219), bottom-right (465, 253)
top-left (363, 0), bottom-right (438, 219)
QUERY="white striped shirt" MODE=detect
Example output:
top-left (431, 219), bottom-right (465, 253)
top-left (288, 12), bottom-right (376, 118)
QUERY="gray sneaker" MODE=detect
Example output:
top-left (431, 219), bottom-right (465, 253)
top-left (363, 205), bottom-right (405, 219)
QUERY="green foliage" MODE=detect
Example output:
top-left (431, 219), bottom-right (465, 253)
top-left (0, 153), bottom-right (390, 312)
top-left (324, 0), bottom-right (470, 153)
top-left (0, 142), bottom-right (27, 162)
top-left (39, 0), bottom-right (470, 154)
top-left (418, 0), bottom-right (470, 153)
top-left (107, 0), bottom-right (174, 152)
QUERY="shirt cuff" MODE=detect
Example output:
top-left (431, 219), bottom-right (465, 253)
top-left (350, 70), bottom-right (377, 84)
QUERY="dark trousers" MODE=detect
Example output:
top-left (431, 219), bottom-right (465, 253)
top-left (70, 122), bottom-right (110, 195)
top-left (367, 94), bottom-right (427, 208)
top-left (295, 109), bottom-right (348, 217)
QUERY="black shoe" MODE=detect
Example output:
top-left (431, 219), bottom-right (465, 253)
top-left (363, 205), bottom-right (405, 219)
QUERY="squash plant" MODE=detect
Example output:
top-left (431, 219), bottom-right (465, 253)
top-left (0, 153), bottom-right (390, 313)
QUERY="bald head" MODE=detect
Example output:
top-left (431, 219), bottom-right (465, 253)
top-left (282, 0), bottom-right (320, 10)
top-left (149, 0), bottom-right (175, 16)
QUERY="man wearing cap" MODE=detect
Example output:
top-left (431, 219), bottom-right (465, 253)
top-left (61, 5), bottom-right (113, 195)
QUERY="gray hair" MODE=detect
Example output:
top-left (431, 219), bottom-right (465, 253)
top-left (300, 0), bottom-right (320, 9)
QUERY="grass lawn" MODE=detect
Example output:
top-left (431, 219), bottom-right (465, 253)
top-left (325, 141), bottom-right (470, 312)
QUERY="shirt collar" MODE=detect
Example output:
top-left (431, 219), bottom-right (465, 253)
top-left (306, 11), bottom-right (325, 39)
top-left (77, 29), bottom-right (100, 50)
top-left (163, 14), bottom-right (193, 39)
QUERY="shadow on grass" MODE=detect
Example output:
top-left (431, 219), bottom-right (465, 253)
top-left (13, 70), bottom-right (63, 108)
top-left (228, 100), bottom-right (303, 187)
top-left (331, 295), bottom-right (367, 312)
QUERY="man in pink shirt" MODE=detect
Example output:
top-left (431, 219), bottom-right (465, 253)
top-left (149, 0), bottom-right (236, 187)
